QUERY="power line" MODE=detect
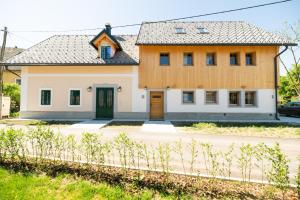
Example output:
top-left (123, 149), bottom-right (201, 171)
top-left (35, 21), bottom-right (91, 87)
top-left (112, 0), bottom-right (293, 29)
top-left (8, 32), bottom-right (35, 44)
top-left (9, 0), bottom-right (292, 33)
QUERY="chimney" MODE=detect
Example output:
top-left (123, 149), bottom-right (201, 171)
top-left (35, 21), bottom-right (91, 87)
top-left (105, 23), bottom-right (111, 35)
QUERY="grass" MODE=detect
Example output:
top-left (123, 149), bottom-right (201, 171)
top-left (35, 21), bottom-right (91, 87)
top-left (0, 119), bottom-right (79, 126)
top-left (173, 122), bottom-right (300, 138)
top-left (0, 167), bottom-right (182, 200)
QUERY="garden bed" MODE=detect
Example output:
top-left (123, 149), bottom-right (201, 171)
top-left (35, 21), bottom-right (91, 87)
top-left (0, 159), bottom-right (298, 200)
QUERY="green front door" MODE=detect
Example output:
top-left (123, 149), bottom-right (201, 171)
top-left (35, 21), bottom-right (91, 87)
top-left (96, 88), bottom-right (114, 119)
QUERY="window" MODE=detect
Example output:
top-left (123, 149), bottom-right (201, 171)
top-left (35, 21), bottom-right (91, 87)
top-left (245, 91), bottom-right (256, 106)
top-left (197, 27), bottom-right (209, 34)
top-left (15, 78), bottom-right (21, 85)
top-left (40, 89), bottom-right (51, 106)
top-left (205, 91), bottom-right (218, 104)
top-left (183, 53), bottom-right (193, 66)
top-left (206, 53), bottom-right (216, 65)
top-left (246, 52), bottom-right (256, 65)
top-left (175, 28), bottom-right (185, 34)
top-left (230, 53), bottom-right (240, 65)
top-left (101, 46), bottom-right (111, 59)
top-left (160, 53), bottom-right (170, 66)
top-left (69, 89), bottom-right (81, 106)
top-left (182, 91), bottom-right (194, 104)
top-left (229, 91), bottom-right (241, 106)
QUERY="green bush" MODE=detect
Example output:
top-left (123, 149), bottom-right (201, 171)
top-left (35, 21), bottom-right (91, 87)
top-left (3, 83), bottom-right (20, 114)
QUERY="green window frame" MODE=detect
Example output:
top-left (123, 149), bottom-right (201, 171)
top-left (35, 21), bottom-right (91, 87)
top-left (40, 89), bottom-right (51, 106)
top-left (69, 89), bottom-right (81, 106)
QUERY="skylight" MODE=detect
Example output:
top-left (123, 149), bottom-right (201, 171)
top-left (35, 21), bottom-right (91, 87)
top-left (197, 27), bottom-right (209, 34)
top-left (175, 28), bottom-right (186, 34)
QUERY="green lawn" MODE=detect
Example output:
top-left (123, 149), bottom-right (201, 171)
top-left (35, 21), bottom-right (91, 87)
top-left (173, 122), bottom-right (300, 138)
top-left (0, 168), bottom-right (188, 200)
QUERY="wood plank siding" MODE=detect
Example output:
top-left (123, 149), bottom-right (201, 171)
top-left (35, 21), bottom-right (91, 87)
top-left (138, 45), bottom-right (278, 89)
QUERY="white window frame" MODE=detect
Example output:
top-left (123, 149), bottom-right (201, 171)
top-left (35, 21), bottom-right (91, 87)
top-left (182, 90), bottom-right (196, 104)
top-left (228, 90), bottom-right (242, 107)
top-left (39, 88), bottom-right (52, 107)
top-left (205, 90), bottom-right (219, 105)
top-left (68, 88), bottom-right (82, 107)
top-left (244, 90), bottom-right (258, 107)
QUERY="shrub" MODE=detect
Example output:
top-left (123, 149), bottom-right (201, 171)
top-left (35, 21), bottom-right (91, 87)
top-left (266, 143), bottom-right (290, 199)
top-left (192, 122), bottom-right (217, 129)
top-left (3, 83), bottom-right (20, 114)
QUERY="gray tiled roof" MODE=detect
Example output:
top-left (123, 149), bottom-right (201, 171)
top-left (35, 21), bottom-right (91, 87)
top-left (1, 47), bottom-right (24, 61)
top-left (0, 47), bottom-right (24, 70)
top-left (3, 35), bottom-right (139, 65)
top-left (136, 21), bottom-right (296, 46)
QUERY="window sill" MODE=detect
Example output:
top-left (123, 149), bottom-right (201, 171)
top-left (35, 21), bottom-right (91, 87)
top-left (246, 64), bottom-right (256, 67)
top-left (39, 105), bottom-right (52, 107)
top-left (160, 65), bottom-right (170, 67)
top-left (182, 102), bottom-right (195, 105)
top-left (183, 65), bottom-right (193, 67)
top-left (206, 64), bottom-right (217, 67)
top-left (68, 105), bottom-right (82, 107)
top-left (229, 105), bottom-right (241, 107)
top-left (205, 103), bottom-right (219, 105)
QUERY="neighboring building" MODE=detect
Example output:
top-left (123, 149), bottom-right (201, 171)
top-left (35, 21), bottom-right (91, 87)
top-left (1, 22), bottom-right (296, 120)
top-left (1, 46), bottom-right (24, 85)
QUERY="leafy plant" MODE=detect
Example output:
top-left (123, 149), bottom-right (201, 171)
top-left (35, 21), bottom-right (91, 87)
top-left (201, 143), bottom-right (220, 178)
top-left (254, 143), bottom-right (268, 183)
top-left (174, 139), bottom-right (186, 175)
top-left (189, 139), bottom-right (198, 174)
top-left (81, 132), bottom-right (99, 164)
top-left (3, 83), bottom-right (20, 113)
top-left (266, 143), bottom-right (290, 199)
top-left (158, 143), bottom-right (171, 175)
top-left (238, 144), bottom-right (254, 182)
top-left (296, 155), bottom-right (300, 198)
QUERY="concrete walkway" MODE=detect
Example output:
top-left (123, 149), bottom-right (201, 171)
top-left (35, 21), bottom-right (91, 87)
top-left (141, 120), bottom-right (177, 133)
top-left (60, 120), bottom-right (111, 135)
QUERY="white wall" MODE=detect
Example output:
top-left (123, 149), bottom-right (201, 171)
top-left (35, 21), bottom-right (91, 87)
top-left (166, 89), bottom-right (275, 113)
top-left (131, 66), bottom-right (147, 112)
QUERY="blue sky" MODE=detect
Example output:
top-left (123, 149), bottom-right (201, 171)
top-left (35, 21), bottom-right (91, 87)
top-left (0, 0), bottom-right (299, 74)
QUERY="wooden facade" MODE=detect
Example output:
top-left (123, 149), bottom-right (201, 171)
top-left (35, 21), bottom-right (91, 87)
top-left (138, 45), bottom-right (278, 89)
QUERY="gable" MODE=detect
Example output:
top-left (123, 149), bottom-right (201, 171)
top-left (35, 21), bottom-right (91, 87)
top-left (90, 30), bottom-right (122, 50)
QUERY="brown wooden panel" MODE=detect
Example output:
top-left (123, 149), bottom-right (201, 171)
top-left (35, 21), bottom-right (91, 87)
top-left (150, 91), bottom-right (164, 120)
top-left (138, 45), bottom-right (278, 89)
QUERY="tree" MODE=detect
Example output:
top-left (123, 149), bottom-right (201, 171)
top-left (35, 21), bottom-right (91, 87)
top-left (278, 20), bottom-right (300, 101)
top-left (279, 65), bottom-right (300, 103)
top-left (3, 83), bottom-right (20, 113)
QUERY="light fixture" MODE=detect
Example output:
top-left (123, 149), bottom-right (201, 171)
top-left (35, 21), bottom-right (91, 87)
top-left (144, 86), bottom-right (148, 90)
top-left (117, 86), bottom-right (122, 92)
top-left (87, 86), bottom-right (92, 92)
top-left (166, 86), bottom-right (170, 90)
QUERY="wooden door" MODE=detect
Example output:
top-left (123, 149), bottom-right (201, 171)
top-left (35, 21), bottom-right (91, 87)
top-left (96, 88), bottom-right (114, 119)
top-left (150, 91), bottom-right (164, 120)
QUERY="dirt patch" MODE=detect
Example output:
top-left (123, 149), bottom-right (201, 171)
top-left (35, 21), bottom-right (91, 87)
top-left (0, 159), bottom-right (298, 200)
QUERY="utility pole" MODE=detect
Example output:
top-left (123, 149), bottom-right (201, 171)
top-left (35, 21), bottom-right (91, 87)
top-left (0, 27), bottom-right (8, 119)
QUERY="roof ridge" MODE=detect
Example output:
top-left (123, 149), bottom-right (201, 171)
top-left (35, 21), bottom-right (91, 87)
top-left (142, 20), bottom-right (246, 24)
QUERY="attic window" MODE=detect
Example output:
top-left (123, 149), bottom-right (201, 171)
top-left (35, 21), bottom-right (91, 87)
top-left (175, 28), bottom-right (185, 34)
top-left (101, 46), bottom-right (111, 59)
top-left (197, 27), bottom-right (209, 34)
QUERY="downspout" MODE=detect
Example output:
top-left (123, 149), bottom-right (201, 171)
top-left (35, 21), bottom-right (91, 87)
top-left (274, 45), bottom-right (288, 120)
top-left (5, 66), bottom-right (21, 78)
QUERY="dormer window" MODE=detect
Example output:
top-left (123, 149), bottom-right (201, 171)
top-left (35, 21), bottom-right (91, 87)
top-left (101, 46), bottom-right (111, 59)
top-left (175, 28), bottom-right (185, 34)
top-left (197, 27), bottom-right (209, 34)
